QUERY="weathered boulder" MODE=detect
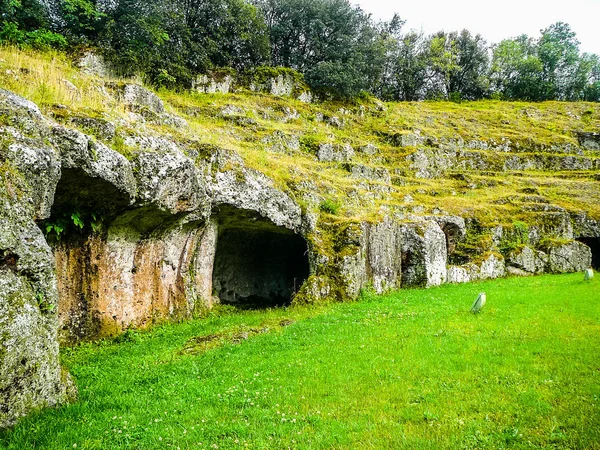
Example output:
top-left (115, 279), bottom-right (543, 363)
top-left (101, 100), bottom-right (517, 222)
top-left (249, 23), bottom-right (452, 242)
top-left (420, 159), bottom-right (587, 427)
top-left (133, 149), bottom-right (210, 216)
top-left (77, 52), bottom-right (112, 78)
top-left (365, 218), bottom-right (404, 293)
top-left (0, 92), bottom-right (77, 426)
top-left (69, 115), bottom-right (116, 141)
top-left (478, 253), bottom-right (506, 280)
top-left (0, 88), bottom-right (45, 136)
top-left (261, 131), bottom-right (300, 154)
top-left (425, 216), bottom-right (466, 255)
top-left (576, 131), bottom-right (600, 150)
top-left (110, 83), bottom-right (165, 115)
top-left (193, 74), bottom-right (234, 94)
top-left (350, 165), bottom-right (391, 184)
top-left (50, 126), bottom-right (137, 201)
top-left (250, 74), bottom-right (303, 97)
top-left (571, 213), bottom-right (600, 238)
top-left (449, 253), bottom-right (506, 283)
top-left (4, 140), bottom-right (60, 220)
top-left (332, 218), bottom-right (404, 298)
top-left (200, 148), bottom-right (303, 232)
top-left (357, 144), bottom-right (380, 156)
top-left (447, 266), bottom-right (470, 284)
top-left (547, 241), bottom-right (592, 273)
top-left (317, 143), bottom-right (354, 163)
top-left (527, 212), bottom-right (573, 246)
top-left (297, 91), bottom-right (313, 103)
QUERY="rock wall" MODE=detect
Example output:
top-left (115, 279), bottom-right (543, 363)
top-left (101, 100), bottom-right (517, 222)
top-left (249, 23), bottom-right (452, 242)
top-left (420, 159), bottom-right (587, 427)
top-left (0, 90), bottom-right (76, 428)
top-left (55, 219), bottom-right (215, 343)
top-left (1, 85), bottom-right (598, 427)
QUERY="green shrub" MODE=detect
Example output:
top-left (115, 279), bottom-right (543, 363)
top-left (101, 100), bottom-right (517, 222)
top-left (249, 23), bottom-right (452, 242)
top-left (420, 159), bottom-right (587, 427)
top-left (0, 22), bottom-right (67, 51)
top-left (319, 199), bottom-right (340, 215)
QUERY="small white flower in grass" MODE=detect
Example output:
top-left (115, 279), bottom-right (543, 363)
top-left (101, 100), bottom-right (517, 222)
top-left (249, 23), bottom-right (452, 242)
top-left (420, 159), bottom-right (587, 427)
top-left (159, 437), bottom-right (163, 441)
top-left (73, 445), bottom-right (77, 448)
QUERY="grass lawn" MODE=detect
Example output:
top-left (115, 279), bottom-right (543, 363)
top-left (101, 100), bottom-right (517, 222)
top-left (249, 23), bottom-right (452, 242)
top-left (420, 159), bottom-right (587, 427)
top-left (1, 273), bottom-right (599, 449)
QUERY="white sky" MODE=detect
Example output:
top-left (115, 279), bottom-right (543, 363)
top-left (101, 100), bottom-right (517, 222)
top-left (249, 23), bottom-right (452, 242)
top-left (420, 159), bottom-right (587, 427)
top-left (352, 0), bottom-right (600, 55)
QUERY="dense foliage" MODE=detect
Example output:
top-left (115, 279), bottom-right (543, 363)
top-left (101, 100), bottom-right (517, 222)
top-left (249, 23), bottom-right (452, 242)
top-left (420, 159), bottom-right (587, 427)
top-left (1, 0), bottom-right (599, 100)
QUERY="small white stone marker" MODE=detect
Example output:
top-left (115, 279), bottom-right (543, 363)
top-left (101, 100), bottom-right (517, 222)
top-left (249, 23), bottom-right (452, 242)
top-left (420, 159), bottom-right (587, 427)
top-left (471, 292), bottom-right (486, 314)
top-left (584, 268), bottom-right (594, 280)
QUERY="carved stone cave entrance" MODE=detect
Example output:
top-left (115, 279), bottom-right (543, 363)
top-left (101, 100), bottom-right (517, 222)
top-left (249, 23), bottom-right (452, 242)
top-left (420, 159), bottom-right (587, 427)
top-left (212, 207), bottom-right (310, 309)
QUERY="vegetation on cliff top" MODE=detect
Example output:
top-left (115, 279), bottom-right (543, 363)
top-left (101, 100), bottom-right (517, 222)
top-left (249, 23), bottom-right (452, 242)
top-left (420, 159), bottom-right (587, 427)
top-left (1, 46), bottom-right (599, 232)
top-left (1, 0), bottom-right (599, 101)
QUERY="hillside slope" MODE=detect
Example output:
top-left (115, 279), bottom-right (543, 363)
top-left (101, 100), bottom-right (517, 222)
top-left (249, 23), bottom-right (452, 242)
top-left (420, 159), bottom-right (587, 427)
top-left (0, 47), bottom-right (599, 426)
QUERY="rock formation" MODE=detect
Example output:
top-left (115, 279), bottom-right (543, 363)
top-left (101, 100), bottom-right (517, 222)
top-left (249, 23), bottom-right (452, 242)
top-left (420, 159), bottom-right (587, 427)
top-left (0, 82), bottom-right (598, 427)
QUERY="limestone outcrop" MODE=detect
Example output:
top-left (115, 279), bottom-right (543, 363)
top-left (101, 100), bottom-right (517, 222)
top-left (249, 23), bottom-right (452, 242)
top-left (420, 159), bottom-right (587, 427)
top-left (1, 85), bottom-right (598, 428)
top-left (0, 89), bottom-right (76, 428)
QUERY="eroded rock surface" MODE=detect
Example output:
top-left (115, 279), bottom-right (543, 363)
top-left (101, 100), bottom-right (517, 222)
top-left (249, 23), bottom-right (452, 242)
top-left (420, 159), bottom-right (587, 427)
top-left (0, 90), bottom-right (76, 427)
top-left (1, 86), bottom-right (598, 428)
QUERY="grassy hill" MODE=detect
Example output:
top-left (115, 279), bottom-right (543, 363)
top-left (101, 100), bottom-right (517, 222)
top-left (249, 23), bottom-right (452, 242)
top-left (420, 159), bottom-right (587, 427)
top-left (1, 46), bottom-right (599, 230)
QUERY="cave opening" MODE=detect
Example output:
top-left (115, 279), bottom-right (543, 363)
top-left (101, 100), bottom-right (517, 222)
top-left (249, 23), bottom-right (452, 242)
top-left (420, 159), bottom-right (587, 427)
top-left (212, 208), bottom-right (310, 309)
top-left (578, 237), bottom-right (600, 269)
top-left (41, 168), bottom-right (132, 241)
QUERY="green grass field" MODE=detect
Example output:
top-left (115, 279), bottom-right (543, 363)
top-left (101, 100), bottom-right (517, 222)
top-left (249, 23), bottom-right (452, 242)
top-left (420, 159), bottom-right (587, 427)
top-left (1, 273), bottom-right (599, 449)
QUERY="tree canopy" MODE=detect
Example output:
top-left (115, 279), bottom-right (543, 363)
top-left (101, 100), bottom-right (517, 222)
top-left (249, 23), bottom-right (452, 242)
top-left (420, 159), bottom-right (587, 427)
top-left (1, 0), bottom-right (598, 101)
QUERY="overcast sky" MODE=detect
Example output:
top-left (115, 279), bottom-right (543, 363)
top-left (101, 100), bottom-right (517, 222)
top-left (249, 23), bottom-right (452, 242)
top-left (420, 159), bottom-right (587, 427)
top-left (352, 0), bottom-right (600, 55)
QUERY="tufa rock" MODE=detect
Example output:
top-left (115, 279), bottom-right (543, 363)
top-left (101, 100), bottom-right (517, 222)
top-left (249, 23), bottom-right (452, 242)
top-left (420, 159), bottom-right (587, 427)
top-left (507, 246), bottom-right (547, 274)
top-left (400, 221), bottom-right (447, 288)
top-left (109, 83), bottom-right (165, 115)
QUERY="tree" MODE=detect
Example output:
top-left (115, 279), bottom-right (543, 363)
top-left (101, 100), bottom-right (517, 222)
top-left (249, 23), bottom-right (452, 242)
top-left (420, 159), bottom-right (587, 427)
top-left (382, 30), bottom-right (430, 101)
top-left (0, 0), bottom-right (67, 49)
top-left (254, 0), bottom-right (387, 98)
top-left (58, 0), bottom-right (106, 44)
top-left (490, 35), bottom-right (544, 100)
top-left (581, 53), bottom-right (600, 102)
top-left (425, 30), bottom-right (489, 100)
top-left (538, 22), bottom-right (581, 100)
top-left (178, 0), bottom-right (269, 71)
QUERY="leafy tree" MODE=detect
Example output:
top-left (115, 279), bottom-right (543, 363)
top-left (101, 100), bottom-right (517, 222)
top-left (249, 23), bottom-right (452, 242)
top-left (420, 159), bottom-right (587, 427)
top-left (382, 30), bottom-right (430, 101)
top-left (490, 35), bottom-right (544, 100)
top-left (104, 0), bottom-right (188, 83)
top-left (58, 0), bottom-right (106, 44)
top-left (538, 22), bottom-right (581, 100)
top-left (425, 30), bottom-right (489, 100)
top-left (581, 53), bottom-right (600, 101)
top-left (0, 0), bottom-right (67, 49)
top-left (0, 0), bottom-right (49, 30)
top-left (179, 0), bottom-right (269, 71)
top-left (255, 0), bottom-right (389, 98)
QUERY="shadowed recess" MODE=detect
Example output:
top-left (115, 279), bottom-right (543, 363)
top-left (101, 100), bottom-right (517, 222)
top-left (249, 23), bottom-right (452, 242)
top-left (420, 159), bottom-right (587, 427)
top-left (578, 237), bottom-right (600, 269)
top-left (212, 208), bottom-right (309, 309)
top-left (40, 168), bottom-right (133, 240)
